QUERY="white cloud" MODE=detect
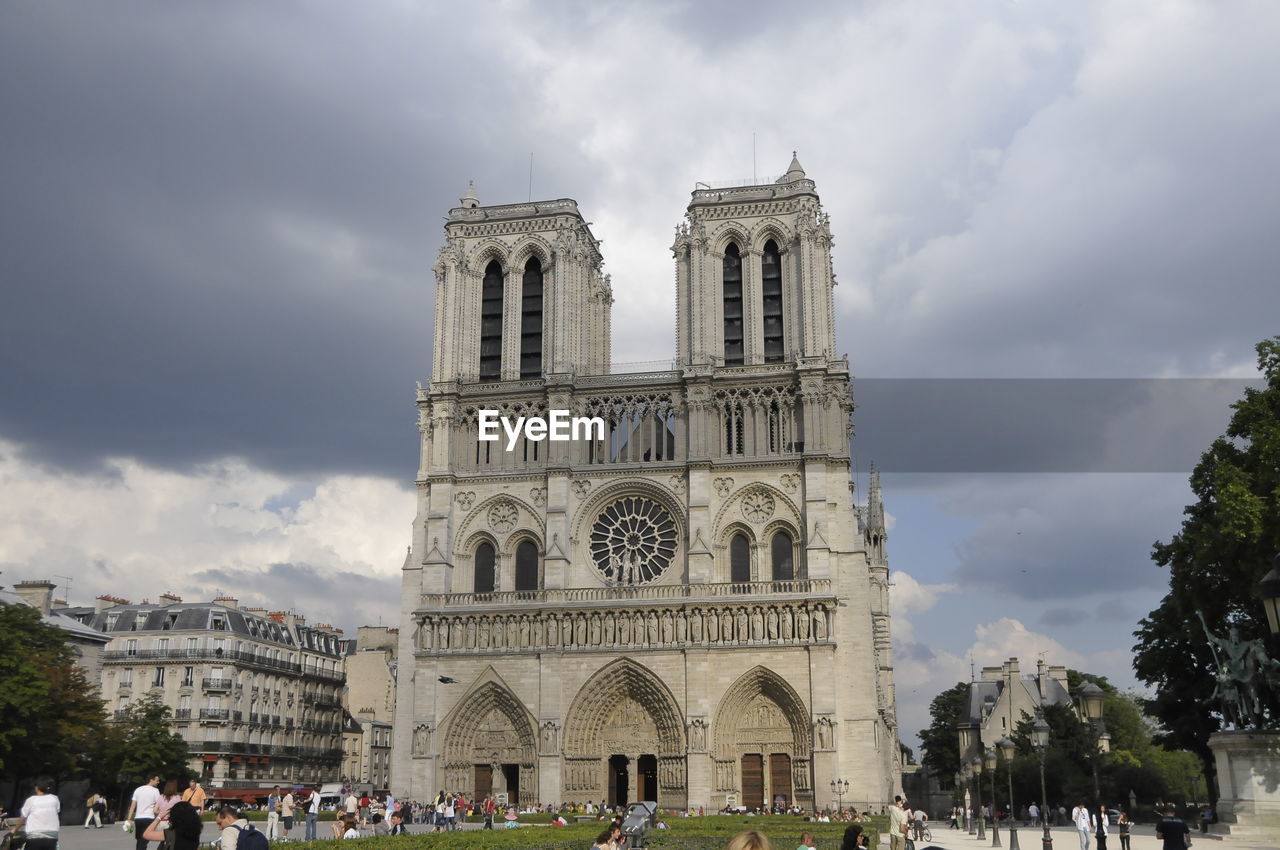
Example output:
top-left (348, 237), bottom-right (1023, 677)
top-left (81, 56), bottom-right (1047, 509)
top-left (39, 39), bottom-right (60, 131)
top-left (0, 440), bottom-right (413, 627)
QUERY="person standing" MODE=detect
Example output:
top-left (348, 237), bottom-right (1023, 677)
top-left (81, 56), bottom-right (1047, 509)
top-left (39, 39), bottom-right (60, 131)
top-left (305, 786), bottom-right (321, 841)
top-left (343, 791), bottom-right (358, 826)
top-left (85, 791), bottom-right (104, 829)
top-left (19, 777), bottom-right (61, 850)
top-left (155, 781), bottom-right (182, 850)
top-left (213, 806), bottom-right (251, 850)
top-left (887, 796), bottom-right (908, 850)
top-left (265, 788), bottom-right (281, 841)
top-left (1116, 812), bottom-right (1131, 850)
top-left (1028, 802), bottom-right (1040, 828)
top-left (483, 795), bottom-right (496, 829)
top-left (126, 774), bottom-right (162, 850)
top-left (181, 781), bottom-right (206, 812)
top-left (1071, 801), bottom-right (1092, 850)
top-left (1155, 807), bottom-right (1190, 850)
top-left (280, 788), bottom-right (295, 841)
top-left (1093, 805), bottom-right (1109, 850)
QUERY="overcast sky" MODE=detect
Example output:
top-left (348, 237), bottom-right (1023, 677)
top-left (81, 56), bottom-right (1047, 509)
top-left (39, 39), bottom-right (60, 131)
top-left (3, 0), bottom-right (1278, 758)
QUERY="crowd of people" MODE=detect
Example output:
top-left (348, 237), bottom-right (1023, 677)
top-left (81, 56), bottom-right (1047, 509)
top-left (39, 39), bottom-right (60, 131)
top-left (1, 777), bottom-right (1201, 850)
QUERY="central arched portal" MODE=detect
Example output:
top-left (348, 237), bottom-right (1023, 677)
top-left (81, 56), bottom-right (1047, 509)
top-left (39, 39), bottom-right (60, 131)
top-left (563, 659), bottom-right (687, 808)
top-left (712, 666), bottom-right (813, 810)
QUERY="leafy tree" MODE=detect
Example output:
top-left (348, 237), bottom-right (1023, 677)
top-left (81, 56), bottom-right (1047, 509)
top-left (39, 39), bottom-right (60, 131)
top-left (918, 682), bottom-right (968, 778)
top-left (1133, 336), bottom-right (1280, 801)
top-left (98, 693), bottom-right (193, 787)
top-left (0, 602), bottom-right (106, 778)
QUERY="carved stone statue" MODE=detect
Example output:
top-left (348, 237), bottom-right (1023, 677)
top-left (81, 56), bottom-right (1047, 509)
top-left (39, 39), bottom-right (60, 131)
top-left (1198, 610), bottom-right (1280, 728)
top-left (413, 723), bottom-right (432, 755)
top-left (688, 717), bottom-right (707, 751)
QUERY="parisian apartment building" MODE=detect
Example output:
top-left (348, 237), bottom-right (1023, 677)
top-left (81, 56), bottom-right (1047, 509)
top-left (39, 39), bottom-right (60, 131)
top-left (63, 594), bottom-right (347, 788)
top-left (340, 625), bottom-right (397, 793)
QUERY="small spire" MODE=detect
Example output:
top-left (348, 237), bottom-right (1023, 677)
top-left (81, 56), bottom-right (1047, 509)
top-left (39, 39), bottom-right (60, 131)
top-left (867, 464), bottom-right (885, 532)
top-left (460, 180), bottom-right (479, 209)
top-left (783, 151), bottom-right (805, 181)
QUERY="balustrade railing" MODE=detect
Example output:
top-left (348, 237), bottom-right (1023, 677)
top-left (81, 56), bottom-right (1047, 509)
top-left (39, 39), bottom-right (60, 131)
top-left (424, 578), bottom-right (830, 608)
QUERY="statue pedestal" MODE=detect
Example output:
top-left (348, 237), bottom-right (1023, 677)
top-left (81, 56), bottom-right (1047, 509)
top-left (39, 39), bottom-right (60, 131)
top-left (1207, 730), bottom-right (1280, 841)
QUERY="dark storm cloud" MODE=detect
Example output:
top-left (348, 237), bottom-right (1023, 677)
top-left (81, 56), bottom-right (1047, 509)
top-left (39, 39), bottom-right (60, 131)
top-left (192, 562), bottom-right (399, 634)
top-left (0, 4), bottom-right (589, 479)
top-left (852, 378), bottom-right (1258, 472)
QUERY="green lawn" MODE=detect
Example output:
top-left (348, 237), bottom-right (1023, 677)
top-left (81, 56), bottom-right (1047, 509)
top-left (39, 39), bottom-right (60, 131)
top-left (253, 813), bottom-right (882, 850)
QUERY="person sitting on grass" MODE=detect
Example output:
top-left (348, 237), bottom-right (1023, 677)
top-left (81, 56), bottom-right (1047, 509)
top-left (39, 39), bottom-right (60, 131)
top-left (725, 830), bottom-right (773, 850)
top-left (796, 832), bottom-right (816, 850)
top-left (340, 815), bottom-right (360, 840)
top-left (371, 813), bottom-right (389, 838)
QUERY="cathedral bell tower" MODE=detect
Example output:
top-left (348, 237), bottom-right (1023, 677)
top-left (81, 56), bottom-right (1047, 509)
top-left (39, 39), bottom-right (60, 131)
top-left (430, 183), bottom-right (612, 384)
top-left (672, 153), bottom-right (838, 368)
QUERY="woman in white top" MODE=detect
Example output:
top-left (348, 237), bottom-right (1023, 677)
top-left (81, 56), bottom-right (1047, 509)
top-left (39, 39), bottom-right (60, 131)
top-left (19, 777), bottom-right (61, 850)
top-left (341, 815), bottom-right (360, 839)
top-left (1093, 804), bottom-right (1110, 850)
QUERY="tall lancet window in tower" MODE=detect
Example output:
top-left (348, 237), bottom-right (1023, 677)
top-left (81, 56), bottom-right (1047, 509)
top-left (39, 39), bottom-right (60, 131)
top-left (723, 243), bottom-right (744, 366)
top-left (479, 260), bottom-right (504, 381)
top-left (761, 239), bottom-right (784, 362)
top-left (520, 257), bottom-right (543, 379)
top-left (770, 530), bottom-right (794, 582)
top-left (474, 541), bottom-right (496, 594)
top-left (730, 533), bottom-right (751, 584)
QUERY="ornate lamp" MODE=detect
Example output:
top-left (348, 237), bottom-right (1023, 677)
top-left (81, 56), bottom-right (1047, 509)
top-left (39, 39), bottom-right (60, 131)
top-left (972, 755), bottom-right (986, 840)
top-left (986, 748), bottom-right (1001, 847)
top-left (999, 736), bottom-right (1019, 850)
top-left (1031, 713), bottom-right (1052, 850)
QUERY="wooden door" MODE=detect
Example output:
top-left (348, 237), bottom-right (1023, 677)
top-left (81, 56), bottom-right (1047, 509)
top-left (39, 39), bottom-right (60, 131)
top-left (769, 753), bottom-right (792, 807)
top-left (741, 753), bottom-right (764, 809)
top-left (474, 764), bottom-right (493, 799)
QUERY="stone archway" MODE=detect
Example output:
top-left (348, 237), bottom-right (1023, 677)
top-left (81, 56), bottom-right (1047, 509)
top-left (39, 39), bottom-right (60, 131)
top-left (440, 679), bottom-right (538, 807)
top-left (563, 658), bottom-right (687, 808)
top-left (712, 666), bottom-right (812, 809)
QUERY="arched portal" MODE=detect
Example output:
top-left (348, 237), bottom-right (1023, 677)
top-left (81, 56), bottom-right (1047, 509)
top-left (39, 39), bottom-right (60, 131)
top-left (712, 666), bottom-right (812, 809)
top-left (563, 658), bottom-right (687, 808)
top-left (440, 679), bottom-right (538, 807)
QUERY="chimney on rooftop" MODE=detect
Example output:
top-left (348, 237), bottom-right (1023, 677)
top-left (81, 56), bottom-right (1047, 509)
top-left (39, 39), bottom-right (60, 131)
top-left (160, 592), bottom-right (182, 605)
top-left (213, 596), bottom-right (239, 610)
top-left (13, 580), bottom-right (55, 616)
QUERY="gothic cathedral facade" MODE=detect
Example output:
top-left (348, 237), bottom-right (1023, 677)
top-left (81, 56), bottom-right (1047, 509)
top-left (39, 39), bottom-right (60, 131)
top-left (393, 156), bottom-right (901, 811)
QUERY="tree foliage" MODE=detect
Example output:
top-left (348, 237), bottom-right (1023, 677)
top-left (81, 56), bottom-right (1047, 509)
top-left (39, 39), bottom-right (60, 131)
top-left (0, 602), bottom-right (106, 778)
top-left (97, 693), bottom-right (194, 787)
top-left (918, 682), bottom-right (968, 778)
top-left (1133, 336), bottom-right (1280, 799)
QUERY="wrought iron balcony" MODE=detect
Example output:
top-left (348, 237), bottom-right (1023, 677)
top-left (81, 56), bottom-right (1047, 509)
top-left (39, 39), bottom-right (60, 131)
top-left (203, 677), bottom-right (233, 690)
top-left (199, 708), bottom-right (230, 721)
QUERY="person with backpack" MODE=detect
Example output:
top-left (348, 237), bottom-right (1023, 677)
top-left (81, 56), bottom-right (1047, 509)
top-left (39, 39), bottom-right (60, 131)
top-left (215, 806), bottom-right (268, 850)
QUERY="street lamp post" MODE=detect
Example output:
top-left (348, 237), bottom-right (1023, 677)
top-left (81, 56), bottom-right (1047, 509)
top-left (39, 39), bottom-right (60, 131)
top-left (973, 756), bottom-right (987, 841)
top-left (1032, 712), bottom-right (1053, 850)
top-left (1078, 683), bottom-right (1106, 804)
top-left (830, 778), bottom-right (849, 814)
top-left (999, 736), bottom-right (1020, 850)
top-left (986, 748), bottom-right (1001, 847)
top-left (1190, 775), bottom-right (1200, 806)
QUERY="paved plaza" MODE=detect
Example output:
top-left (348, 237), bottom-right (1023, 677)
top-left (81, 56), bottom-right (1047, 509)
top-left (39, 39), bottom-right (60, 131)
top-left (49, 822), bottom-right (1275, 850)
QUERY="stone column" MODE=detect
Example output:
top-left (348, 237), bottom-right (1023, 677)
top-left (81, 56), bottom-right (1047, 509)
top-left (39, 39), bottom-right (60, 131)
top-left (627, 755), bottom-right (641, 806)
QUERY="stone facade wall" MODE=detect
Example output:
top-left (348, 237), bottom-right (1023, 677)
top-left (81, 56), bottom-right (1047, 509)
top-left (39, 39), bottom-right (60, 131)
top-left (394, 161), bottom-right (900, 811)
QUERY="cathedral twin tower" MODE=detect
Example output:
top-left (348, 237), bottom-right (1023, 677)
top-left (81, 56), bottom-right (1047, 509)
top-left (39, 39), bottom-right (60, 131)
top-left (393, 155), bottom-right (901, 811)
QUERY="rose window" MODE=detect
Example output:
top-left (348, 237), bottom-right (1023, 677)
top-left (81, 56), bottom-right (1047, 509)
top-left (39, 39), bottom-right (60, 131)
top-left (590, 496), bottom-right (677, 585)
